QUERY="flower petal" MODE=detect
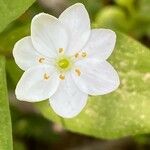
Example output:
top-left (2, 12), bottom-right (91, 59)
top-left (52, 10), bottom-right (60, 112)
top-left (59, 3), bottom-right (91, 55)
top-left (50, 73), bottom-right (88, 118)
top-left (31, 13), bottom-right (69, 57)
top-left (71, 59), bottom-right (120, 95)
top-left (13, 36), bottom-right (46, 71)
top-left (16, 65), bottom-right (59, 102)
top-left (84, 29), bottom-right (116, 60)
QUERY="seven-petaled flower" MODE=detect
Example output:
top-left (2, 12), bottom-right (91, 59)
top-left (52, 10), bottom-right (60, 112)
top-left (13, 3), bottom-right (120, 118)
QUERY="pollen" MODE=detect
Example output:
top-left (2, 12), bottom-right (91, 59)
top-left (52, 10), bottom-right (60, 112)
top-left (75, 69), bottom-right (81, 76)
top-left (39, 57), bottom-right (45, 63)
top-left (44, 73), bottom-right (50, 80)
top-left (75, 53), bottom-right (79, 58)
top-left (82, 52), bottom-right (87, 57)
top-left (59, 48), bottom-right (64, 53)
top-left (59, 74), bottom-right (65, 80)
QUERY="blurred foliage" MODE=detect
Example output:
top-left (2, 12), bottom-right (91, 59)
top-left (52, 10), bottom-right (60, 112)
top-left (0, 56), bottom-right (13, 150)
top-left (11, 106), bottom-right (59, 150)
top-left (0, 0), bottom-right (35, 33)
top-left (95, 0), bottom-right (150, 42)
top-left (0, 2), bottom-right (45, 56)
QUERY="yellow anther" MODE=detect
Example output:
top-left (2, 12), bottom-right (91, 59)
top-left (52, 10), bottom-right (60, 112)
top-left (59, 74), bottom-right (65, 80)
top-left (59, 48), bottom-right (64, 53)
top-left (39, 57), bottom-right (45, 63)
top-left (75, 53), bottom-right (79, 58)
top-left (82, 52), bottom-right (87, 57)
top-left (44, 73), bottom-right (50, 80)
top-left (75, 69), bottom-right (81, 76)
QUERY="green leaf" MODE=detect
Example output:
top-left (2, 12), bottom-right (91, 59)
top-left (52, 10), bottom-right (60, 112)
top-left (135, 0), bottom-right (150, 37)
top-left (115, 0), bottom-right (135, 8)
top-left (95, 6), bottom-right (130, 32)
top-left (138, 0), bottom-right (150, 21)
top-left (0, 56), bottom-right (13, 149)
top-left (36, 32), bottom-right (150, 139)
top-left (0, 23), bottom-right (30, 56)
top-left (0, 0), bottom-right (35, 33)
top-left (6, 59), bottom-right (23, 87)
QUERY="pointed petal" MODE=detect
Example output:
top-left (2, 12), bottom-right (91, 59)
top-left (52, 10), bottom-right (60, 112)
top-left (13, 36), bottom-right (43, 71)
top-left (72, 59), bottom-right (120, 95)
top-left (84, 29), bottom-right (116, 60)
top-left (31, 13), bottom-right (69, 57)
top-left (50, 73), bottom-right (88, 118)
top-left (16, 65), bottom-right (59, 102)
top-left (59, 3), bottom-right (91, 55)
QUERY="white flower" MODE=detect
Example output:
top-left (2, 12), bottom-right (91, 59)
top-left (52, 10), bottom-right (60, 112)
top-left (13, 3), bottom-right (120, 118)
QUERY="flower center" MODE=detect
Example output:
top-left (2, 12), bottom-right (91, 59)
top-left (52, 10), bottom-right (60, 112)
top-left (55, 55), bottom-right (73, 72)
top-left (58, 58), bottom-right (70, 69)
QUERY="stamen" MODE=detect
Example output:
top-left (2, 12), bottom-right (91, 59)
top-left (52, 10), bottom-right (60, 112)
top-left (59, 74), bottom-right (65, 80)
top-left (59, 48), bottom-right (64, 53)
top-left (75, 53), bottom-right (79, 58)
top-left (74, 51), bottom-right (87, 59)
top-left (75, 69), bottom-right (81, 76)
top-left (82, 52), bottom-right (87, 57)
top-left (44, 73), bottom-right (50, 80)
top-left (39, 57), bottom-right (45, 63)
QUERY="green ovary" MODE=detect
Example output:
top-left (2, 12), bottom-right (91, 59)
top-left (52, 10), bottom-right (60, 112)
top-left (58, 58), bottom-right (70, 69)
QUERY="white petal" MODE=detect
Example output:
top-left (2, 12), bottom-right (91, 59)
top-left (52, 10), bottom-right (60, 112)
top-left (31, 13), bottom-right (69, 57)
top-left (59, 3), bottom-right (91, 55)
top-left (71, 59), bottom-right (120, 95)
top-left (13, 36), bottom-right (43, 71)
top-left (50, 73), bottom-right (88, 118)
top-left (84, 29), bottom-right (116, 60)
top-left (16, 65), bottom-right (59, 102)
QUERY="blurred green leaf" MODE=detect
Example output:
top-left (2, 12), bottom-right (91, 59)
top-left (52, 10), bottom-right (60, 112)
top-left (0, 2), bottom-right (44, 56)
top-left (36, 32), bottom-right (150, 139)
top-left (6, 59), bottom-right (23, 86)
top-left (0, 0), bottom-right (35, 33)
top-left (13, 140), bottom-right (26, 150)
top-left (0, 23), bottom-right (30, 55)
top-left (138, 0), bottom-right (150, 21)
top-left (95, 6), bottom-right (130, 32)
top-left (135, 0), bottom-right (150, 37)
top-left (11, 106), bottom-right (58, 143)
top-left (95, 1), bottom-right (150, 38)
top-left (115, 0), bottom-right (135, 7)
top-left (0, 56), bottom-right (13, 149)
